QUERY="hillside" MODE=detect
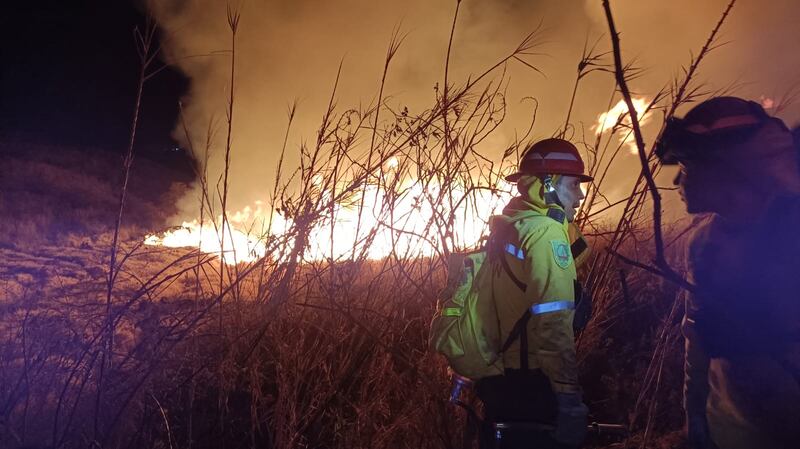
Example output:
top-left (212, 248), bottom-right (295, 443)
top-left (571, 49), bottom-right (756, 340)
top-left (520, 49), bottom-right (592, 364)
top-left (0, 141), bottom-right (195, 248)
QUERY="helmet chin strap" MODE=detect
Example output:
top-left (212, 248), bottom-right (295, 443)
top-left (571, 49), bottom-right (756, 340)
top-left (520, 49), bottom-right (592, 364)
top-left (543, 175), bottom-right (564, 207)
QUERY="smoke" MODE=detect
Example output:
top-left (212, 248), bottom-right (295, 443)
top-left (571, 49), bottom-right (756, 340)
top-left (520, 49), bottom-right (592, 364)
top-left (145, 0), bottom-right (800, 218)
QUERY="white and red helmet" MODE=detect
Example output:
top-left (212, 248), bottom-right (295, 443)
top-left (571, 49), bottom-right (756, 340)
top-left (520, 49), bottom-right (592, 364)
top-left (506, 138), bottom-right (593, 183)
top-left (656, 96), bottom-right (781, 164)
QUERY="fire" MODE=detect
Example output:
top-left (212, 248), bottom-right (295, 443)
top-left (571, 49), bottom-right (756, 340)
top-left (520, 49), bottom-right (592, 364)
top-left (145, 176), bottom-right (514, 265)
top-left (384, 156), bottom-right (400, 170)
top-left (759, 95), bottom-right (775, 110)
top-left (594, 97), bottom-right (650, 153)
top-left (143, 220), bottom-right (269, 263)
top-left (144, 200), bottom-right (292, 264)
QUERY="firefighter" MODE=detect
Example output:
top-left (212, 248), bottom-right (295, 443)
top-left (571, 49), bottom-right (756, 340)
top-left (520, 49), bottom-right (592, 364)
top-left (656, 96), bottom-right (800, 449)
top-left (476, 138), bottom-right (593, 449)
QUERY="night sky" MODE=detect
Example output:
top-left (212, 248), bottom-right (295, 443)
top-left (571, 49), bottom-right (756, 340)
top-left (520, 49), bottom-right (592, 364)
top-left (0, 0), bottom-right (187, 153)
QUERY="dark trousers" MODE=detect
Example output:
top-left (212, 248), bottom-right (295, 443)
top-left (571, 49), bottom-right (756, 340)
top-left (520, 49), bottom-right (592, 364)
top-left (475, 369), bottom-right (569, 449)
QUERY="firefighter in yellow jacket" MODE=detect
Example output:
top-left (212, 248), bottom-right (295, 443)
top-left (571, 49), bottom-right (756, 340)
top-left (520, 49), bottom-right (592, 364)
top-left (657, 96), bottom-right (800, 449)
top-left (476, 138), bottom-right (593, 449)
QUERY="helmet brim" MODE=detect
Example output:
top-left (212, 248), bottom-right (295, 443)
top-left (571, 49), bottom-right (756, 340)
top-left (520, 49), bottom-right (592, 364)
top-left (505, 172), bottom-right (593, 183)
top-left (504, 172), bottom-right (524, 183)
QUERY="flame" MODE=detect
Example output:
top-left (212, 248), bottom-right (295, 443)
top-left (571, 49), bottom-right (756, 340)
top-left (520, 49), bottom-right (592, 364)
top-left (144, 199), bottom-right (293, 264)
top-left (144, 220), bottom-right (270, 263)
top-left (385, 156), bottom-right (400, 170)
top-left (759, 95), bottom-right (775, 110)
top-left (145, 175), bottom-right (514, 264)
top-left (594, 97), bottom-right (650, 153)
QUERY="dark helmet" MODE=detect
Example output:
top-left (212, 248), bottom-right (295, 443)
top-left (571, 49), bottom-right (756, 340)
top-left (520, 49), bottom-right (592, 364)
top-left (655, 96), bottom-right (781, 164)
top-left (506, 138), bottom-right (593, 183)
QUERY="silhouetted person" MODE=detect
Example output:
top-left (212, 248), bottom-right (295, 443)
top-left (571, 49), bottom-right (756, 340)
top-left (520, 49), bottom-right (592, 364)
top-left (657, 96), bottom-right (800, 449)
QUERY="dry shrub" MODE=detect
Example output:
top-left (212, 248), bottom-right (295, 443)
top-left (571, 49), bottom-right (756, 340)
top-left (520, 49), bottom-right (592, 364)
top-left (0, 2), bottom-right (742, 448)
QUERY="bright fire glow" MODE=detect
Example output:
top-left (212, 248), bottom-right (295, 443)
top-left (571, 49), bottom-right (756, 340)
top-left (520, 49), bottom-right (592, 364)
top-left (145, 175), bottom-right (514, 264)
top-left (385, 156), bottom-right (400, 170)
top-left (144, 220), bottom-right (269, 262)
top-left (760, 95), bottom-right (775, 110)
top-left (594, 97), bottom-right (650, 153)
top-left (143, 202), bottom-right (291, 264)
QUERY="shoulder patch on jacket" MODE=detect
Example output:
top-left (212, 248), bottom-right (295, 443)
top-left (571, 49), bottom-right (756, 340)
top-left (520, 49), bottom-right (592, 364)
top-left (550, 239), bottom-right (572, 269)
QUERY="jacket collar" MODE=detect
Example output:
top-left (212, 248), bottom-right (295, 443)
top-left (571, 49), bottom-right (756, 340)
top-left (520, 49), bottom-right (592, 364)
top-left (503, 175), bottom-right (567, 222)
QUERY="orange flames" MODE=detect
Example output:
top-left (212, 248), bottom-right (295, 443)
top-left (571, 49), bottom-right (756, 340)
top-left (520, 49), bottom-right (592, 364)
top-left (594, 97), bottom-right (650, 152)
top-left (145, 174), bottom-right (514, 265)
top-left (759, 95), bottom-right (775, 110)
top-left (147, 99), bottom-right (648, 265)
top-left (143, 203), bottom-right (290, 264)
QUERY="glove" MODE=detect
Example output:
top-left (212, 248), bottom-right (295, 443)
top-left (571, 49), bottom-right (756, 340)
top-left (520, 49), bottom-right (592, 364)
top-left (686, 410), bottom-right (716, 449)
top-left (552, 392), bottom-right (589, 447)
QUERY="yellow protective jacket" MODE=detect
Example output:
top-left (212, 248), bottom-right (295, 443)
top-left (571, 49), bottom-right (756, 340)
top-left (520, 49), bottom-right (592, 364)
top-left (684, 198), bottom-right (800, 449)
top-left (481, 175), bottom-right (583, 394)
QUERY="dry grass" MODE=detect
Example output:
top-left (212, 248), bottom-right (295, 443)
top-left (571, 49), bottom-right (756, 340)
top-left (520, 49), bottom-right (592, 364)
top-left (0, 2), bottom-right (744, 448)
top-left (0, 228), bottom-right (691, 449)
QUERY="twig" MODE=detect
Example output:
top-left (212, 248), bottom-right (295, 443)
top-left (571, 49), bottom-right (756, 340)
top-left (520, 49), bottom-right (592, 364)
top-left (602, 0), bottom-right (695, 293)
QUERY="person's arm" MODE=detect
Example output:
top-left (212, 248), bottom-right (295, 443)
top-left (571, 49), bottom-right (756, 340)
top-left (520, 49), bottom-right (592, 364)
top-left (683, 224), bottom-right (716, 449)
top-left (522, 223), bottom-right (580, 394)
top-left (683, 294), bottom-right (713, 449)
top-left (522, 222), bottom-right (587, 446)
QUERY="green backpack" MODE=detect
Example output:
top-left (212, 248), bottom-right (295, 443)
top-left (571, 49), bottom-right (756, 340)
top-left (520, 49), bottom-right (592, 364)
top-left (429, 216), bottom-right (535, 380)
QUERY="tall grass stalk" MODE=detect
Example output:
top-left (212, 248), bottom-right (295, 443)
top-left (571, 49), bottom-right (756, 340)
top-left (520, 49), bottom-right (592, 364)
top-left (98, 17), bottom-right (160, 444)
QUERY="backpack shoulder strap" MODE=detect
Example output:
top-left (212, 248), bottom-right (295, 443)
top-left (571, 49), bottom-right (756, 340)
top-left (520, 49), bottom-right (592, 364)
top-left (488, 211), bottom-right (547, 371)
top-left (499, 308), bottom-right (533, 370)
top-left (498, 243), bottom-right (527, 292)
